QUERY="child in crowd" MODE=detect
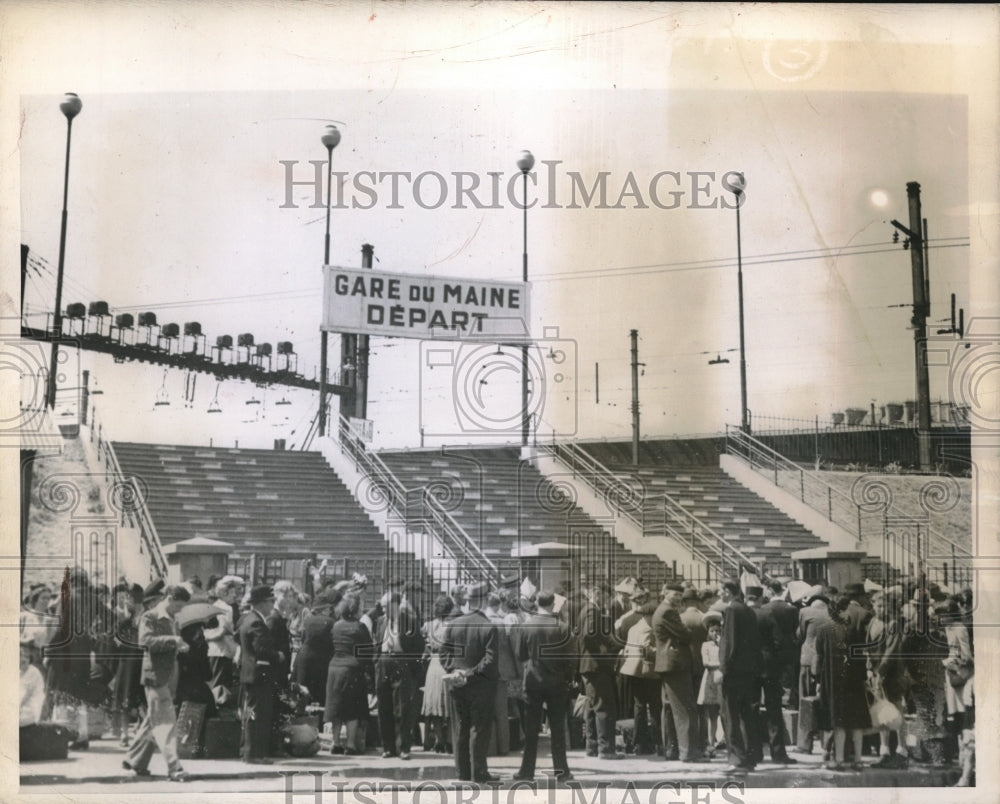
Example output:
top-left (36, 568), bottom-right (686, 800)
top-left (698, 613), bottom-right (724, 754)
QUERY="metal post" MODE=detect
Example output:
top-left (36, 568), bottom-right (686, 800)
top-left (318, 125), bottom-right (341, 438)
top-left (735, 187), bottom-right (749, 434)
top-left (521, 171), bottom-right (530, 447)
top-left (905, 182), bottom-right (932, 470)
top-left (48, 97), bottom-right (81, 410)
top-left (356, 244), bottom-right (373, 420)
top-left (630, 329), bottom-right (640, 465)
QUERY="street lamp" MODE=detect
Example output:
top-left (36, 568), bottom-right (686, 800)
top-left (318, 124), bottom-right (341, 437)
top-left (47, 92), bottom-right (83, 410)
top-left (729, 172), bottom-right (750, 434)
top-left (517, 149), bottom-right (534, 447)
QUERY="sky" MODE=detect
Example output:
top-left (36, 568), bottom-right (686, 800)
top-left (6, 5), bottom-right (995, 457)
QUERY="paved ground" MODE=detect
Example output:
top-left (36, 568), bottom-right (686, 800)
top-left (18, 737), bottom-right (963, 794)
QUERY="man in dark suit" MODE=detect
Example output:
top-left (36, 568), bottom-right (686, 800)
top-left (373, 590), bottom-right (425, 760)
top-left (577, 584), bottom-right (621, 759)
top-left (513, 589), bottom-right (574, 782)
top-left (750, 586), bottom-right (795, 764)
top-left (237, 585), bottom-right (281, 763)
top-left (440, 582), bottom-right (498, 782)
top-left (679, 587), bottom-right (708, 749)
top-left (719, 579), bottom-right (762, 773)
top-left (652, 582), bottom-right (703, 762)
top-left (763, 581), bottom-right (799, 707)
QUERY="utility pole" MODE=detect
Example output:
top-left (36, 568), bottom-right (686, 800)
top-left (354, 244), bottom-right (373, 421)
top-left (630, 329), bottom-right (640, 466)
top-left (890, 181), bottom-right (932, 471)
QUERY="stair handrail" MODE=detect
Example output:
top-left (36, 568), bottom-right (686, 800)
top-left (657, 493), bottom-right (759, 577)
top-left (724, 425), bottom-right (972, 561)
top-left (100, 440), bottom-right (169, 580)
top-left (538, 441), bottom-right (761, 579)
top-left (540, 441), bottom-right (646, 530)
top-left (725, 425), bottom-right (866, 541)
top-left (335, 415), bottom-right (498, 580)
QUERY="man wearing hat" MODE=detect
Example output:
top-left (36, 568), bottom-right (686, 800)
top-left (578, 583), bottom-right (622, 760)
top-left (679, 586), bottom-right (708, 749)
top-left (718, 580), bottom-right (762, 773)
top-left (513, 589), bottom-right (574, 783)
top-left (236, 585), bottom-right (282, 763)
top-left (652, 582), bottom-right (703, 762)
top-left (122, 584), bottom-right (192, 781)
top-left (752, 585), bottom-right (796, 764)
top-left (441, 581), bottom-right (499, 782)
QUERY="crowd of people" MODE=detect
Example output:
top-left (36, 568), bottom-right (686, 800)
top-left (19, 563), bottom-right (975, 786)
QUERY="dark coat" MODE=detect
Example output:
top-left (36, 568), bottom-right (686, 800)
top-left (651, 601), bottom-right (692, 674)
top-left (577, 602), bottom-right (618, 675)
top-left (440, 609), bottom-right (498, 684)
top-left (719, 600), bottom-right (761, 680)
top-left (816, 618), bottom-right (871, 730)
top-left (293, 612), bottom-right (335, 704)
top-left (680, 605), bottom-right (707, 680)
top-left (237, 609), bottom-right (281, 685)
top-left (516, 611), bottom-right (575, 690)
top-left (266, 612), bottom-right (292, 682)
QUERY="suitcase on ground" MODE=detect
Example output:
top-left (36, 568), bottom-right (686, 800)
top-left (20, 722), bottom-right (72, 761)
top-left (203, 716), bottom-right (242, 759)
top-left (176, 701), bottom-right (208, 759)
top-left (797, 695), bottom-right (821, 739)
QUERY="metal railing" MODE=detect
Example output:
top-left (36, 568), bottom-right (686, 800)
top-left (99, 438), bottom-right (169, 580)
top-left (539, 441), bottom-right (761, 580)
top-left (726, 425), bottom-right (866, 539)
top-left (335, 414), bottom-right (498, 583)
top-left (724, 425), bottom-right (972, 569)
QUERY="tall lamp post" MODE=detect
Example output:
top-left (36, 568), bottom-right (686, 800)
top-left (517, 150), bottom-right (534, 447)
top-left (318, 124), bottom-right (341, 437)
top-left (729, 172), bottom-right (750, 434)
top-left (47, 92), bottom-right (83, 410)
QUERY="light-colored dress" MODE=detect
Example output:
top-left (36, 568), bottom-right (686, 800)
top-left (421, 618), bottom-right (450, 717)
top-left (697, 640), bottom-right (722, 706)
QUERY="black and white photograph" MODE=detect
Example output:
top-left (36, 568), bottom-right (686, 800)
top-left (2, 3), bottom-right (997, 803)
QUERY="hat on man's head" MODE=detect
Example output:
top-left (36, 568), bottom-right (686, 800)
top-left (500, 573), bottom-right (519, 589)
top-left (466, 582), bottom-right (490, 602)
top-left (249, 585), bottom-right (276, 606)
top-left (663, 582), bottom-right (684, 594)
top-left (745, 586), bottom-right (764, 599)
top-left (844, 582), bottom-right (866, 597)
top-left (681, 587), bottom-right (701, 603)
top-left (143, 578), bottom-right (165, 604)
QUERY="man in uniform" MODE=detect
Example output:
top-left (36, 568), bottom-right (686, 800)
top-left (652, 582), bottom-right (703, 762)
top-left (237, 585), bottom-right (281, 764)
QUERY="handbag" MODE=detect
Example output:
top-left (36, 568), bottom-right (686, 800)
top-left (946, 662), bottom-right (973, 688)
top-left (868, 679), bottom-right (903, 730)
